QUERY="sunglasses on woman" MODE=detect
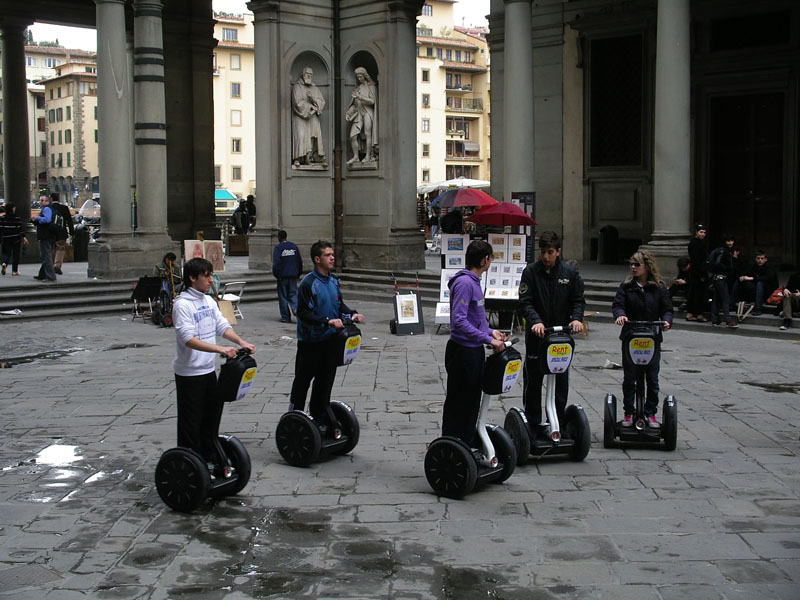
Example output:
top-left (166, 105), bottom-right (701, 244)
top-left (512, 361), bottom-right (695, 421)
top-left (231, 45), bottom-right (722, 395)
top-left (629, 262), bottom-right (643, 268)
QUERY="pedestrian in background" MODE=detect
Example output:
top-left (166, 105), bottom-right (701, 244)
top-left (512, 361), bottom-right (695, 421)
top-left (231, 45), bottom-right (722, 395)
top-left (245, 195), bottom-right (256, 231)
top-left (31, 195), bottom-right (57, 282)
top-left (0, 203), bottom-right (27, 276)
top-left (686, 224), bottom-right (708, 322)
top-left (272, 230), bottom-right (303, 323)
top-left (707, 234), bottom-right (737, 328)
top-left (50, 193), bottom-right (74, 275)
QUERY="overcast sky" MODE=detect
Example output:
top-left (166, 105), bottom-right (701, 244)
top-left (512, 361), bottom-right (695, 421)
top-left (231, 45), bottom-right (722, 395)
top-left (29, 1), bottom-right (490, 52)
top-left (31, 0), bottom-right (489, 51)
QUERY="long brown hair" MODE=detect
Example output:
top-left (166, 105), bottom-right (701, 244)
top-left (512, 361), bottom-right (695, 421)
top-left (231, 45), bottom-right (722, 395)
top-left (630, 250), bottom-right (662, 284)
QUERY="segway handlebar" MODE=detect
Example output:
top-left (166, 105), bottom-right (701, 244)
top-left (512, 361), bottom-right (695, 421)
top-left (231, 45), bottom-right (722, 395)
top-left (220, 347), bottom-right (252, 359)
top-left (486, 337), bottom-right (519, 350)
top-left (626, 320), bottom-right (668, 327)
top-left (543, 325), bottom-right (575, 335)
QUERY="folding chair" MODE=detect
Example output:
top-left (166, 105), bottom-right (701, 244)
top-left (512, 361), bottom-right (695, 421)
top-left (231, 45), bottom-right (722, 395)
top-left (220, 281), bottom-right (246, 319)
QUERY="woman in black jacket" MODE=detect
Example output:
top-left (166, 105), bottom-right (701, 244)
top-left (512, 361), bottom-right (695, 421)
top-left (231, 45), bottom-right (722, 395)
top-left (611, 251), bottom-right (673, 429)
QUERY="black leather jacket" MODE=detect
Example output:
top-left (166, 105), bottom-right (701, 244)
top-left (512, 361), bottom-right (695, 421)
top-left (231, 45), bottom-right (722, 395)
top-left (518, 259), bottom-right (585, 352)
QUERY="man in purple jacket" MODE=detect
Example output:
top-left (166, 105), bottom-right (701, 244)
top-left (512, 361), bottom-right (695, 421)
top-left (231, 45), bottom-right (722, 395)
top-left (443, 240), bottom-right (507, 447)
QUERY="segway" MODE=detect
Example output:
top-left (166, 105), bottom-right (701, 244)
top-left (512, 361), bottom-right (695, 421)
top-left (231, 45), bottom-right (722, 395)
top-left (275, 318), bottom-right (362, 467)
top-left (603, 320), bottom-right (677, 451)
top-left (155, 349), bottom-right (256, 512)
top-left (504, 326), bottom-right (591, 464)
top-left (424, 339), bottom-right (520, 499)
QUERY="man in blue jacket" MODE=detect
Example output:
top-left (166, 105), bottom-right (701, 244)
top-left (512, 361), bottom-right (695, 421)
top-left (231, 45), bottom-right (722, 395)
top-left (443, 240), bottom-right (507, 447)
top-left (289, 240), bottom-right (363, 434)
top-left (32, 195), bottom-right (57, 282)
top-left (272, 230), bottom-right (303, 323)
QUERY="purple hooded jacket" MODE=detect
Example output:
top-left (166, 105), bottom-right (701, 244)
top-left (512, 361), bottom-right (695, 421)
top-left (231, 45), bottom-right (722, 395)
top-left (448, 269), bottom-right (492, 347)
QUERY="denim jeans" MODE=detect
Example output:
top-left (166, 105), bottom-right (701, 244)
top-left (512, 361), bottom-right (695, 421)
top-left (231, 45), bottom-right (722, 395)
top-left (277, 277), bottom-right (298, 321)
top-left (37, 238), bottom-right (56, 280)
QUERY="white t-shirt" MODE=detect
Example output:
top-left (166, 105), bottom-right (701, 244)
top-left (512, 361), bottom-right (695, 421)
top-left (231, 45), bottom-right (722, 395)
top-left (172, 287), bottom-right (231, 377)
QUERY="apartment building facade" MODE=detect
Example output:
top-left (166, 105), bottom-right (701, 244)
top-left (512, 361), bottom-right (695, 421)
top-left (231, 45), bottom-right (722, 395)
top-left (41, 59), bottom-right (99, 207)
top-left (416, 1), bottom-right (490, 187)
top-left (1, 45), bottom-right (94, 202)
top-left (212, 12), bottom-right (256, 209)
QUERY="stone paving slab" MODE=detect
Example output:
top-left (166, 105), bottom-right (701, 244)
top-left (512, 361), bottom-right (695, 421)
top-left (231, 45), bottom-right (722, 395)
top-left (0, 299), bottom-right (799, 598)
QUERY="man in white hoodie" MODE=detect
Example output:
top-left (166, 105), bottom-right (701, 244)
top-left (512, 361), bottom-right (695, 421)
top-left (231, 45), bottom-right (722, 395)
top-left (173, 257), bottom-right (255, 475)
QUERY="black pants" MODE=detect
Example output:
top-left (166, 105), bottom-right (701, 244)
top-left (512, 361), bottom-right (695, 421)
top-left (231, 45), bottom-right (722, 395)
top-left (1, 239), bottom-right (22, 272)
top-left (522, 356), bottom-right (569, 426)
top-left (442, 340), bottom-right (485, 447)
top-left (175, 372), bottom-right (225, 465)
top-left (290, 339), bottom-right (339, 427)
top-left (687, 273), bottom-right (707, 316)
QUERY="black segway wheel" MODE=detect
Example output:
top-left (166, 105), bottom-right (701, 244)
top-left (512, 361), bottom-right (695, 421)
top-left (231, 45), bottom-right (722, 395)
top-left (214, 435), bottom-right (251, 496)
top-left (389, 319), bottom-right (397, 334)
top-left (662, 396), bottom-right (677, 451)
top-left (275, 412), bottom-right (322, 467)
top-left (424, 437), bottom-right (477, 499)
top-left (330, 400), bottom-right (360, 455)
top-left (503, 407), bottom-right (531, 466)
top-left (603, 394), bottom-right (617, 449)
top-left (564, 404), bottom-right (591, 461)
top-left (155, 448), bottom-right (211, 513)
top-left (486, 425), bottom-right (517, 483)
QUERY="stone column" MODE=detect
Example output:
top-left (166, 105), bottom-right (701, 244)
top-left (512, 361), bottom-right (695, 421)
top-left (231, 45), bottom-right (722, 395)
top-left (89, 0), bottom-right (135, 278)
top-left (247, 0), bottom-right (281, 270)
top-left (502, 0), bottom-right (535, 203)
top-left (641, 0), bottom-right (691, 263)
top-left (133, 1), bottom-right (170, 235)
top-left (1, 21), bottom-right (33, 224)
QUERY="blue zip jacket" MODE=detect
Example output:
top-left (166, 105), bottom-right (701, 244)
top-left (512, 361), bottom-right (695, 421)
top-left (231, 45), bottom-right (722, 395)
top-left (295, 269), bottom-right (356, 342)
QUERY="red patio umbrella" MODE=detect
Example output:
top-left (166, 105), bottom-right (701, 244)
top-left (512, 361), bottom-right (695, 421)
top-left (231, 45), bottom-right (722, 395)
top-left (466, 202), bottom-right (537, 227)
top-left (431, 187), bottom-right (499, 209)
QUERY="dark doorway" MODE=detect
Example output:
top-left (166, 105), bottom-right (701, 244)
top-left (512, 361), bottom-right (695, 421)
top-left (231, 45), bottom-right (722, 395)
top-left (708, 93), bottom-right (784, 259)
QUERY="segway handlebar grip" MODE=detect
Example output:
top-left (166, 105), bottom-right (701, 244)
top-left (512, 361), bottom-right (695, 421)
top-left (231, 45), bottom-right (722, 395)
top-left (627, 320), bottom-right (667, 327)
top-left (544, 325), bottom-right (573, 335)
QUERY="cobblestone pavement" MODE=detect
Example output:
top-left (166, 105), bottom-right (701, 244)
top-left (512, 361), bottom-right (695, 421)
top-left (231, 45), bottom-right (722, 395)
top-left (1, 300), bottom-right (799, 599)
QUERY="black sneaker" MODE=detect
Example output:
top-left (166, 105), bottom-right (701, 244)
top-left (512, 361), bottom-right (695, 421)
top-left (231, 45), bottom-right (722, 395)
top-left (54, 267), bottom-right (63, 275)
top-left (779, 320), bottom-right (791, 331)
top-left (33, 276), bottom-right (45, 281)
top-left (712, 321), bottom-right (721, 326)
top-left (726, 321), bottom-right (738, 328)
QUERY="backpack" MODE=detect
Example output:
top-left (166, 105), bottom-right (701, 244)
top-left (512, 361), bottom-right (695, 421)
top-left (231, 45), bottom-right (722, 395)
top-left (703, 247), bottom-right (725, 275)
top-left (47, 208), bottom-right (65, 235)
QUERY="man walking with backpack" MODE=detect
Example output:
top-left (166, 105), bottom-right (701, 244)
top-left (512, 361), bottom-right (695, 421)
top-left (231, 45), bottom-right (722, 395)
top-left (50, 193), bottom-right (74, 275)
top-left (31, 195), bottom-right (58, 282)
top-left (707, 233), bottom-right (737, 328)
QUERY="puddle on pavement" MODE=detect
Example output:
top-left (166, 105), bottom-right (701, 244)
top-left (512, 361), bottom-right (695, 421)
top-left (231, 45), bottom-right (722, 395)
top-left (741, 381), bottom-right (800, 394)
top-left (0, 348), bottom-right (86, 368)
top-left (35, 444), bottom-right (83, 466)
top-left (103, 343), bottom-right (157, 351)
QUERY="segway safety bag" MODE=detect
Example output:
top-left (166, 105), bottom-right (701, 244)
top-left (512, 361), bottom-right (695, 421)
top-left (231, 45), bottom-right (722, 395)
top-left (482, 346), bottom-right (522, 395)
top-left (217, 352), bottom-right (257, 402)
top-left (625, 327), bottom-right (658, 366)
top-left (538, 331), bottom-right (574, 374)
top-left (334, 323), bottom-right (362, 366)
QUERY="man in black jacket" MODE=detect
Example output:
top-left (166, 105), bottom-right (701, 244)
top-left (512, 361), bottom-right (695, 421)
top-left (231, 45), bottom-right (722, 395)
top-left (779, 272), bottom-right (800, 331)
top-left (736, 250), bottom-right (778, 316)
top-left (708, 234), bottom-right (737, 328)
top-left (518, 230), bottom-right (585, 435)
top-left (686, 224), bottom-right (708, 321)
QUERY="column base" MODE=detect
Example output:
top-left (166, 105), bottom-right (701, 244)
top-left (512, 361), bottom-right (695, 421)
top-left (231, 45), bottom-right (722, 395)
top-left (87, 232), bottom-right (181, 280)
top-left (639, 234), bottom-right (691, 271)
top-left (247, 228), bottom-right (281, 271)
top-left (343, 229), bottom-right (425, 271)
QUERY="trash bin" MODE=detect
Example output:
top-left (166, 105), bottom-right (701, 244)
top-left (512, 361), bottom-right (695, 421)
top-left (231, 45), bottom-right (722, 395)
top-left (597, 225), bottom-right (619, 264)
top-left (73, 227), bottom-right (89, 261)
